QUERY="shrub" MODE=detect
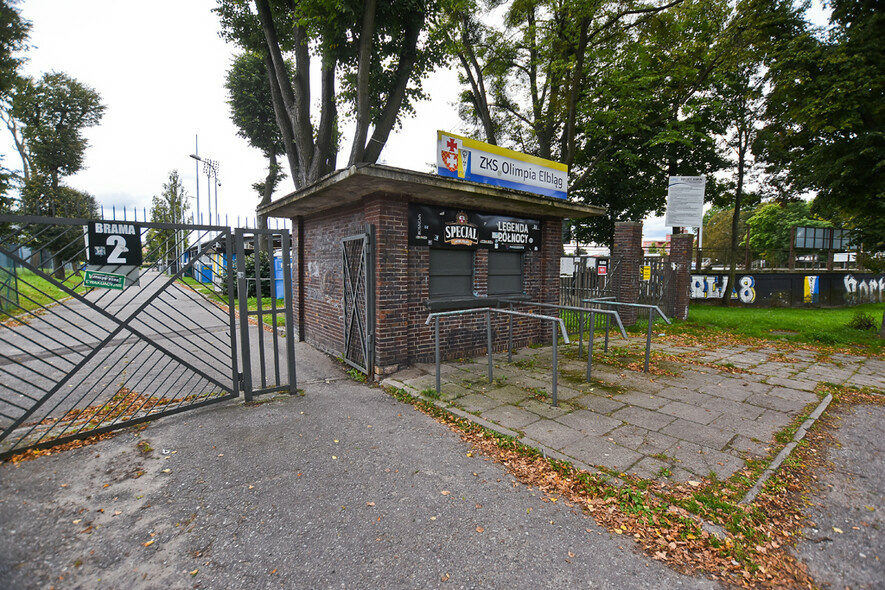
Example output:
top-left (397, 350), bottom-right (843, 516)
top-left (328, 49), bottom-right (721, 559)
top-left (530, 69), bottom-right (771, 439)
top-left (847, 310), bottom-right (877, 331)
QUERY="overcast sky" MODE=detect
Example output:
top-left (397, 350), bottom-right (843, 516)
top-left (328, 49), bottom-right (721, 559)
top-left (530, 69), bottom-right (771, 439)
top-left (2, 1), bottom-right (828, 240)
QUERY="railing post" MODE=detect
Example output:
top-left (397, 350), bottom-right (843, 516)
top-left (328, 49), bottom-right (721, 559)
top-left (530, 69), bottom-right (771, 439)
top-left (578, 310), bottom-right (584, 359)
top-left (552, 319), bottom-right (558, 407)
top-left (644, 307), bottom-right (655, 373)
top-left (587, 311), bottom-right (595, 382)
top-left (435, 316), bottom-right (441, 395)
top-left (487, 308), bottom-right (493, 384)
top-left (508, 302), bottom-right (513, 363)
top-left (604, 314), bottom-right (610, 353)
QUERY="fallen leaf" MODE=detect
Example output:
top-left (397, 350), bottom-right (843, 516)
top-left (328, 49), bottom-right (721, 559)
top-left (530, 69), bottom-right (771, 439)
top-left (687, 481), bottom-right (701, 487)
top-left (161, 469), bottom-right (170, 474)
top-left (441, 490), bottom-right (450, 496)
top-left (440, 573), bottom-right (450, 582)
top-left (248, 485), bottom-right (254, 489)
top-left (143, 540), bottom-right (154, 547)
top-left (466, 452), bottom-right (472, 457)
top-left (476, 526), bottom-right (484, 533)
top-left (332, 456), bottom-right (338, 460)
top-left (366, 502), bottom-right (375, 507)
top-left (217, 454), bottom-right (224, 457)
top-left (568, 552), bottom-right (575, 558)
top-left (72, 519), bottom-right (81, 524)
top-left (832, 527), bottom-right (843, 534)
top-left (113, 511), bottom-right (121, 516)
top-left (190, 569), bottom-right (198, 576)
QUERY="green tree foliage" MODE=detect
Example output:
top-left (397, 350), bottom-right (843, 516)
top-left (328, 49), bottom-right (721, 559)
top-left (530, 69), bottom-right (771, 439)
top-left (0, 0), bottom-right (30, 211)
top-left (746, 201), bottom-right (830, 262)
top-left (215, 0), bottom-right (453, 189)
top-left (451, 0), bottom-right (741, 247)
top-left (17, 178), bottom-right (97, 277)
top-left (225, 51), bottom-right (289, 228)
top-left (757, 0), bottom-right (885, 251)
top-left (146, 171), bottom-right (190, 264)
top-left (10, 72), bottom-right (105, 191)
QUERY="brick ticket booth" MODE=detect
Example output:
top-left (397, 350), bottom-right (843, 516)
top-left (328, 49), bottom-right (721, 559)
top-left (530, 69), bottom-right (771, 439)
top-left (260, 164), bottom-right (603, 378)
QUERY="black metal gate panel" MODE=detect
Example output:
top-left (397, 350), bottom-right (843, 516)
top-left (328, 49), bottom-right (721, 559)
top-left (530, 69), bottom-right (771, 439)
top-left (0, 215), bottom-right (239, 459)
top-left (235, 228), bottom-right (296, 401)
top-left (639, 256), bottom-right (670, 310)
top-left (341, 226), bottom-right (374, 375)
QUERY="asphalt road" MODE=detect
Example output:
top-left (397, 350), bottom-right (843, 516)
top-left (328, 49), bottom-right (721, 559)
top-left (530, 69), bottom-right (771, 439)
top-left (0, 343), bottom-right (717, 589)
top-left (795, 403), bottom-right (885, 589)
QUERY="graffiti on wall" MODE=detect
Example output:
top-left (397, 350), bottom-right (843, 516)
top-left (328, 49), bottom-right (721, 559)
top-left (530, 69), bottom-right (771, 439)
top-left (690, 275), bottom-right (757, 304)
top-left (844, 274), bottom-right (885, 304)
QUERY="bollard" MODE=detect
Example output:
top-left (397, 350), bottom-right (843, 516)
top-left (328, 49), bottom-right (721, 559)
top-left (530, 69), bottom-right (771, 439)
top-left (552, 319), bottom-right (558, 407)
top-left (644, 308), bottom-right (655, 373)
top-left (487, 309), bottom-right (493, 383)
top-left (587, 311), bottom-right (595, 382)
top-left (435, 317), bottom-right (441, 394)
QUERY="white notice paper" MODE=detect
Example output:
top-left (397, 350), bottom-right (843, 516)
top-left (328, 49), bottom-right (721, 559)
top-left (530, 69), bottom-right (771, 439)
top-left (664, 176), bottom-right (706, 228)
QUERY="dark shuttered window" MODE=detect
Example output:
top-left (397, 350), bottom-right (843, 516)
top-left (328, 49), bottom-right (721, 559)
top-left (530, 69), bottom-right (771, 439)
top-left (429, 249), bottom-right (474, 298)
top-left (488, 251), bottom-right (523, 296)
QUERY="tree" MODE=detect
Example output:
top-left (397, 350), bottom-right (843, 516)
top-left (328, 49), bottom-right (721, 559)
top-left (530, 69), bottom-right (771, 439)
top-left (8, 72), bottom-right (105, 193)
top-left (0, 0), bottom-right (30, 214)
top-left (757, 0), bottom-right (885, 253)
top-left (146, 171), bottom-right (190, 265)
top-left (745, 201), bottom-right (831, 265)
top-left (450, 0), bottom-right (736, 247)
top-left (17, 177), bottom-right (98, 277)
top-left (225, 51), bottom-right (289, 230)
top-left (215, 0), bottom-right (452, 190)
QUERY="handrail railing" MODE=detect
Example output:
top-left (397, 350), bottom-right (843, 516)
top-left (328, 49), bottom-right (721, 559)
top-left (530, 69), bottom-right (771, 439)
top-left (582, 299), bottom-right (671, 373)
top-left (500, 299), bottom-right (627, 382)
top-left (425, 307), bottom-right (569, 406)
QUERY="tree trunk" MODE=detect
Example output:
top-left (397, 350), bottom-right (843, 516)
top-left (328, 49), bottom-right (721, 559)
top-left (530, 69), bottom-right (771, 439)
top-left (722, 131), bottom-right (747, 306)
top-left (348, 0), bottom-right (377, 165)
top-left (258, 150), bottom-right (278, 253)
top-left (51, 251), bottom-right (65, 281)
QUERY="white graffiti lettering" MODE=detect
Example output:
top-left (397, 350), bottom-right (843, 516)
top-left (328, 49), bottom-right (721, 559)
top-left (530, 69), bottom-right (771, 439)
top-left (844, 274), bottom-right (885, 303)
top-left (690, 275), bottom-right (756, 303)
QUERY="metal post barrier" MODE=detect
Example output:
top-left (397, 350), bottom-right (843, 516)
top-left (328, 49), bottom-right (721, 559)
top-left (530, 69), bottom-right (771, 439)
top-left (587, 311), bottom-right (595, 382)
top-left (508, 302), bottom-right (513, 363)
top-left (552, 319), bottom-right (559, 407)
top-left (582, 299), bottom-right (670, 374)
top-left (604, 315), bottom-right (610, 353)
top-left (435, 316), bottom-right (441, 395)
top-left (645, 307), bottom-right (655, 373)
top-left (425, 307), bottom-right (569, 406)
top-left (487, 308), bottom-right (493, 384)
top-left (578, 310), bottom-right (585, 358)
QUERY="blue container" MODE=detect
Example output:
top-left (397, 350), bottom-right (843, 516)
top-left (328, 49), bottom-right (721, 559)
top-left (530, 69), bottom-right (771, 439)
top-left (273, 255), bottom-right (284, 299)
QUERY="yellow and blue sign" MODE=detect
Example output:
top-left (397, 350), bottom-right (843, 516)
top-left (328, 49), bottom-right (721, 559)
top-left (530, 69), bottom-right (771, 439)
top-left (804, 275), bottom-right (819, 304)
top-left (437, 131), bottom-right (568, 199)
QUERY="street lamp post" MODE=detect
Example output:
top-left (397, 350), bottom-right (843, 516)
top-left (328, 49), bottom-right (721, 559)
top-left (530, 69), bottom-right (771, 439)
top-left (189, 154), bottom-right (220, 225)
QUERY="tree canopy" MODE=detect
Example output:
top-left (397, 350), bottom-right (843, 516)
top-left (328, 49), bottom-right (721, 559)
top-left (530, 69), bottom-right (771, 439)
top-left (215, 0), bottom-right (454, 190)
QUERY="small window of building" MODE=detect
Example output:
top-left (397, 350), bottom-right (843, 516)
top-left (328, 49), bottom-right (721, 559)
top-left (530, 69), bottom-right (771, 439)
top-left (488, 251), bottom-right (523, 296)
top-left (429, 249), bottom-right (474, 298)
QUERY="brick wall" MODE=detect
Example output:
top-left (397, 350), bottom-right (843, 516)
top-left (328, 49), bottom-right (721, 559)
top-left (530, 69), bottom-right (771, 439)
top-left (292, 194), bottom-right (563, 374)
top-left (668, 233), bottom-right (694, 320)
top-left (612, 222), bottom-right (643, 325)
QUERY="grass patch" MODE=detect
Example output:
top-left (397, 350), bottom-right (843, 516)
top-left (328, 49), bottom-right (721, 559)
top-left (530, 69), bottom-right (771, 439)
top-left (177, 276), bottom-right (286, 328)
top-left (669, 303), bottom-right (884, 352)
top-left (1, 269), bottom-right (88, 321)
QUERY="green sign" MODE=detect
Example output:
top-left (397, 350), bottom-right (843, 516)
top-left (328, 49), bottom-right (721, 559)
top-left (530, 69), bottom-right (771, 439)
top-left (85, 270), bottom-right (126, 290)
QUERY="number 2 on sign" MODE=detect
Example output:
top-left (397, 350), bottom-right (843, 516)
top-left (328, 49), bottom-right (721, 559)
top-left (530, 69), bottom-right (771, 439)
top-left (106, 235), bottom-right (129, 264)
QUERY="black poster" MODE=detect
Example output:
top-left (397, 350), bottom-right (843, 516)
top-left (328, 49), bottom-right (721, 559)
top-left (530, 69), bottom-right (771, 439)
top-left (87, 220), bottom-right (143, 266)
top-left (408, 204), bottom-right (541, 251)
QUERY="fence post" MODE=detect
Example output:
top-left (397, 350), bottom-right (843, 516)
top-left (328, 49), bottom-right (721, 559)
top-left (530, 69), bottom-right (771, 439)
top-left (508, 302), bottom-right (513, 363)
top-left (604, 314), bottom-right (610, 353)
top-left (487, 309), bottom-right (493, 384)
top-left (578, 310), bottom-right (584, 358)
top-left (586, 311), bottom-right (595, 382)
top-left (552, 319), bottom-right (558, 407)
top-left (644, 308), bottom-right (655, 373)
top-left (435, 317), bottom-right (441, 395)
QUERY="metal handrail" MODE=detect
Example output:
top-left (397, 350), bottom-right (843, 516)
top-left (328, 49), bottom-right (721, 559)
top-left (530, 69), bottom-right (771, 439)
top-left (425, 307), bottom-right (569, 406)
top-left (500, 299), bottom-right (628, 382)
top-left (582, 299), bottom-right (671, 373)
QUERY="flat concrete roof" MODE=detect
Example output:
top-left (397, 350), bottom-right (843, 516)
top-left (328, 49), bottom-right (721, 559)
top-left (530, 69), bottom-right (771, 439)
top-left (259, 164), bottom-right (606, 220)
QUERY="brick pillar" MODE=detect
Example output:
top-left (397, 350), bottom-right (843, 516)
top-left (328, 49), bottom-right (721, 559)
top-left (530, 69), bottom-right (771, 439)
top-left (668, 233), bottom-right (694, 321)
top-left (612, 222), bottom-right (643, 325)
top-left (540, 219), bottom-right (561, 305)
top-left (364, 196), bottom-right (409, 377)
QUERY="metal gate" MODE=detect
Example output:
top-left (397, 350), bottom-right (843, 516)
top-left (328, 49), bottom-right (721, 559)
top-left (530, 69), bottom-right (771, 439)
top-left (235, 228), bottom-right (296, 401)
top-left (341, 226), bottom-right (374, 376)
top-left (639, 256), bottom-right (670, 311)
top-left (0, 215), bottom-right (296, 459)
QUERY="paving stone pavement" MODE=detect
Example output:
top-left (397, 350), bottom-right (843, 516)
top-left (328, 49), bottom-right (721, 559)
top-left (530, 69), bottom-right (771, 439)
top-left (385, 337), bottom-right (884, 483)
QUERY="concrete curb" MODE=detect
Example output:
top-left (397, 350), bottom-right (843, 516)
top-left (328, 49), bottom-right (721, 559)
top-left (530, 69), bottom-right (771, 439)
top-left (740, 393), bottom-right (833, 505)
